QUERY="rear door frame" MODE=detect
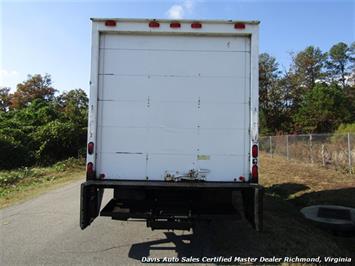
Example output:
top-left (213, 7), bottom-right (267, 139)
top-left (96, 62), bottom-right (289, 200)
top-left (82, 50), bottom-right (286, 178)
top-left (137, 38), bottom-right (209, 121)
top-left (86, 18), bottom-right (259, 181)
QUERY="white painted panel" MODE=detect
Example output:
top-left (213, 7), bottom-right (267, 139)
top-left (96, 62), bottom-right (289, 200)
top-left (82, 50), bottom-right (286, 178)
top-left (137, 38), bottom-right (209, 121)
top-left (100, 75), bottom-right (247, 103)
top-left (98, 100), bottom-right (148, 127)
top-left (100, 34), bottom-right (251, 52)
top-left (198, 102), bottom-right (247, 129)
top-left (98, 153), bottom-right (146, 179)
top-left (148, 101), bottom-right (197, 129)
top-left (96, 33), bottom-right (251, 181)
top-left (97, 127), bottom-right (148, 153)
top-left (147, 128), bottom-right (197, 154)
top-left (99, 49), bottom-right (247, 77)
top-left (198, 129), bottom-right (245, 155)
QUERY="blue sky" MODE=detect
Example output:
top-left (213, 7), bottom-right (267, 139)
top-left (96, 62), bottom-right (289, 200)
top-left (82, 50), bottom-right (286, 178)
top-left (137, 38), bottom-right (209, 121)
top-left (1, 0), bottom-right (354, 93)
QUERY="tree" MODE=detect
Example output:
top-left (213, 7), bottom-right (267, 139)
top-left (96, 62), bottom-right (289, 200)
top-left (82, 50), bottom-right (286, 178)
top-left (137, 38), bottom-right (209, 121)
top-left (344, 85), bottom-right (355, 121)
top-left (0, 135), bottom-right (29, 169)
top-left (55, 89), bottom-right (88, 126)
top-left (326, 42), bottom-right (353, 87)
top-left (11, 74), bottom-right (57, 109)
top-left (259, 53), bottom-right (280, 134)
top-left (33, 120), bottom-right (86, 164)
top-left (259, 53), bottom-right (293, 134)
top-left (0, 87), bottom-right (11, 112)
top-left (291, 46), bottom-right (327, 90)
top-left (294, 83), bottom-right (350, 133)
top-left (259, 53), bottom-right (280, 110)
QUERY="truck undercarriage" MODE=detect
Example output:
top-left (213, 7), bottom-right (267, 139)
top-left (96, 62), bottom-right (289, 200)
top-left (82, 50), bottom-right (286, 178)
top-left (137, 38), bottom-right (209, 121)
top-left (80, 180), bottom-right (263, 231)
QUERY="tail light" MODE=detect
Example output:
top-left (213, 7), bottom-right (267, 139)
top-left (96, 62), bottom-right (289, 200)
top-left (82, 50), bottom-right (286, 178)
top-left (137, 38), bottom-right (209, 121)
top-left (87, 142), bottom-right (94, 155)
top-left (149, 21), bottom-right (160, 28)
top-left (251, 165), bottom-right (258, 183)
top-left (252, 144), bottom-right (258, 158)
top-left (87, 162), bottom-right (94, 178)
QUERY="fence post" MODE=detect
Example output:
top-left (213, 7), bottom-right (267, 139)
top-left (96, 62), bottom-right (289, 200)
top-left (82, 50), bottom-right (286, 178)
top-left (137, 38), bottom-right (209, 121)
top-left (348, 133), bottom-right (352, 173)
top-left (309, 134), bottom-right (313, 164)
top-left (269, 136), bottom-right (273, 157)
top-left (286, 135), bottom-right (289, 160)
top-left (321, 144), bottom-right (325, 166)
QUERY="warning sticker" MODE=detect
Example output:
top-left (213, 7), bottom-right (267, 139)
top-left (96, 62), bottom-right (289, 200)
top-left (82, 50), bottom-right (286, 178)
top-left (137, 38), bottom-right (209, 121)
top-left (197, 155), bottom-right (210, 160)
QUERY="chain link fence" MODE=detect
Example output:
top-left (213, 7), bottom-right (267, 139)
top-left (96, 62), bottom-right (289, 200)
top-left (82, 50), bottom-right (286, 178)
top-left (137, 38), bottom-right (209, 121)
top-left (259, 133), bottom-right (354, 174)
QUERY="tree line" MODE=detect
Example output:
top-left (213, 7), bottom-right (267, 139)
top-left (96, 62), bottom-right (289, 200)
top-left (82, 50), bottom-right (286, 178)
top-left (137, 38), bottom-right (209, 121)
top-left (259, 42), bottom-right (354, 135)
top-left (0, 41), bottom-right (354, 169)
top-left (0, 74), bottom-right (88, 169)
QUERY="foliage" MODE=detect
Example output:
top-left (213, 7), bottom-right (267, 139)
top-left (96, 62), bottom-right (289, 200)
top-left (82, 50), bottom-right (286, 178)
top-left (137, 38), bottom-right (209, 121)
top-left (259, 42), bottom-right (354, 135)
top-left (0, 157), bottom-right (84, 204)
top-left (344, 86), bottom-right (355, 121)
top-left (0, 135), bottom-right (29, 169)
top-left (11, 74), bottom-right (57, 109)
top-left (54, 88), bottom-right (88, 126)
top-left (0, 157), bottom-right (84, 188)
top-left (326, 42), bottom-right (354, 87)
top-left (334, 123), bottom-right (355, 134)
top-left (294, 83), bottom-right (350, 133)
top-left (33, 121), bottom-right (86, 164)
top-left (0, 87), bottom-right (11, 112)
top-left (53, 157), bottom-right (85, 172)
top-left (0, 74), bottom-right (88, 169)
top-left (291, 46), bottom-right (327, 90)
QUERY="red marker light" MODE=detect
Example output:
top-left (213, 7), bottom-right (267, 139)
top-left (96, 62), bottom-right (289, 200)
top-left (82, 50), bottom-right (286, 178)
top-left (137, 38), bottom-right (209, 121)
top-left (170, 22), bottom-right (181, 28)
top-left (149, 21), bottom-right (160, 28)
top-left (87, 162), bottom-right (94, 178)
top-left (234, 22), bottom-right (245, 29)
top-left (252, 145), bottom-right (258, 158)
top-left (88, 142), bottom-right (94, 155)
top-left (191, 22), bottom-right (202, 29)
top-left (239, 176), bottom-right (245, 182)
top-left (105, 20), bottom-right (117, 27)
top-left (251, 165), bottom-right (258, 182)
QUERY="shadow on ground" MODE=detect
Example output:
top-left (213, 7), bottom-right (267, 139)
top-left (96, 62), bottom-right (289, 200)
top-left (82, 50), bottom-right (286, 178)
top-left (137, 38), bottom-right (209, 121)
top-left (128, 185), bottom-right (355, 262)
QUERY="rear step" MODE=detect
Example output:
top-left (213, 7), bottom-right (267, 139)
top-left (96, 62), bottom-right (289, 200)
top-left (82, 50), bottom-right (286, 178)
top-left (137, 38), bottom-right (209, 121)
top-left (100, 198), bottom-right (241, 230)
top-left (147, 219), bottom-right (193, 230)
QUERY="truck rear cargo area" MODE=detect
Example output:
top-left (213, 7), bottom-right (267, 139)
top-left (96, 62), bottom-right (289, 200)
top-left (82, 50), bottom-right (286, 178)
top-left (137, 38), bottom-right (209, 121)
top-left (82, 18), bottom-right (261, 231)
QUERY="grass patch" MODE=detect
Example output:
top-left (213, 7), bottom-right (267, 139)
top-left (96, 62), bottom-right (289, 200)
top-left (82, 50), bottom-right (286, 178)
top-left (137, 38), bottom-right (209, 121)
top-left (0, 157), bottom-right (85, 208)
top-left (260, 153), bottom-right (355, 207)
top-left (258, 153), bottom-right (355, 259)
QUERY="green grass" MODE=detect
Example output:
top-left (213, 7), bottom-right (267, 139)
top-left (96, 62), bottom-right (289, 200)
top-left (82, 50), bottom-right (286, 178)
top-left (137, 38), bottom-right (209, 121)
top-left (0, 157), bottom-right (85, 208)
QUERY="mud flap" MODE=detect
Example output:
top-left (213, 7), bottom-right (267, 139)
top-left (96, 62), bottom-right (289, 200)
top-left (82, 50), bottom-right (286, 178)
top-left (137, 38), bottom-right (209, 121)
top-left (80, 183), bottom-right (104, 229)
top-left (242, 186), bottom-right (263, 231)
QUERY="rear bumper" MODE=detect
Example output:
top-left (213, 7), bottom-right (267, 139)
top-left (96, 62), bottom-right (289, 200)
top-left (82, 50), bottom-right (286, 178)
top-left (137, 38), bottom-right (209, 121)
top-left (82, 179), bottom-right (262, 189)
top-left (80, 179), bottom-right (263, 231)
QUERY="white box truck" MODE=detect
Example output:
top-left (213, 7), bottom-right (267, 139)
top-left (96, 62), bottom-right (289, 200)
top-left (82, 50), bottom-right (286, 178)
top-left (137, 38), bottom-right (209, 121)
top-left (80, 18), bottom-right (263, 231)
